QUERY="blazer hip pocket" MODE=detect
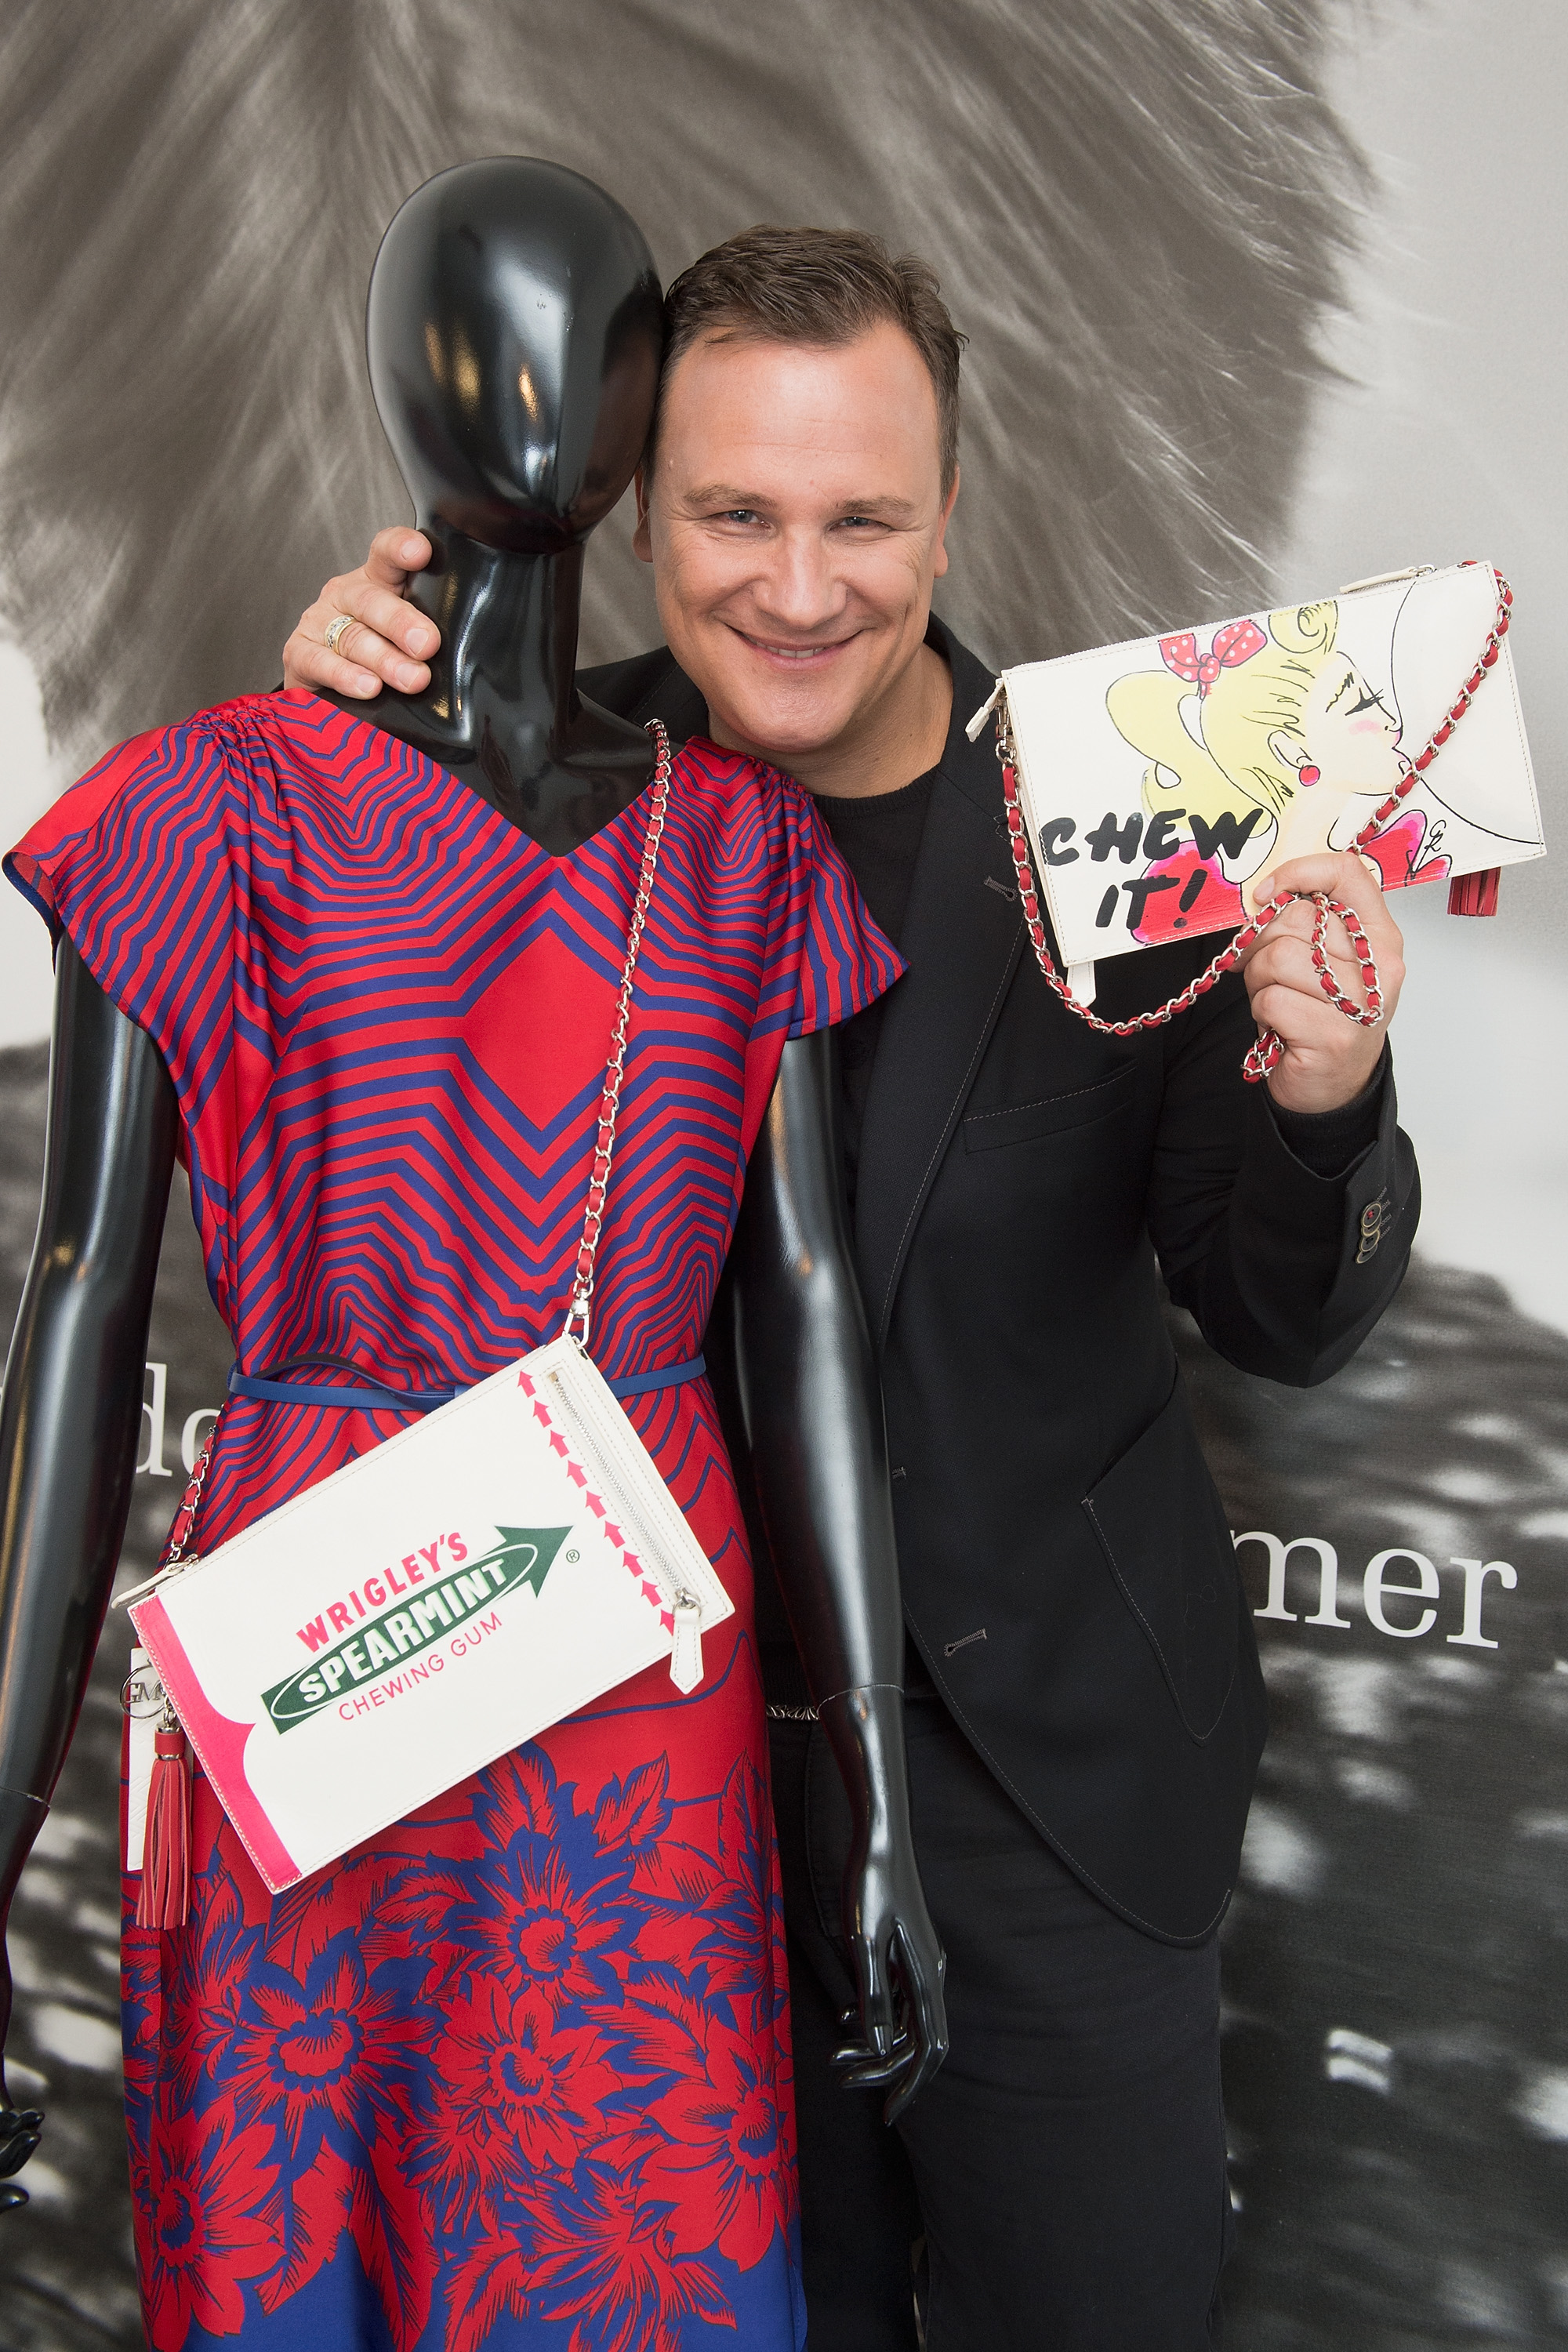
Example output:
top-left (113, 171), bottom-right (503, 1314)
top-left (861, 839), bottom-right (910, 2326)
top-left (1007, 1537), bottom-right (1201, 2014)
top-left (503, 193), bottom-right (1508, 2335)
top-left (1081, 1374), bottom-right (1238, 1742)
top-left (962, 1061), bottom-right (1134, 1152)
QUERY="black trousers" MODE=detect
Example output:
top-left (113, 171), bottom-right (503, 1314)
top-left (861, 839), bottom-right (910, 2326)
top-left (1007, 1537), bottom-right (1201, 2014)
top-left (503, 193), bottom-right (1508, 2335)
top-left (769, 1693), bottom-right (1232, 2350)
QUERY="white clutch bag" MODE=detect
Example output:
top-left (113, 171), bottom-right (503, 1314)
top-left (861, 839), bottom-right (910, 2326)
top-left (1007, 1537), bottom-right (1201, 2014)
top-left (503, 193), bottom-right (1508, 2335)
top-left (125, 1338), bottom-right (731, 1896)
top-left (970, 562), bottom-right (1543, 1018)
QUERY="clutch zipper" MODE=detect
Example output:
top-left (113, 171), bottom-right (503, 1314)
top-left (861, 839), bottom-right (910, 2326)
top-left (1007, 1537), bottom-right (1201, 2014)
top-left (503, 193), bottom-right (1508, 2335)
top-left (1338, 564), bottom-right (1436, 593)
top-left (542, 1360), bottom-right (706, 1692)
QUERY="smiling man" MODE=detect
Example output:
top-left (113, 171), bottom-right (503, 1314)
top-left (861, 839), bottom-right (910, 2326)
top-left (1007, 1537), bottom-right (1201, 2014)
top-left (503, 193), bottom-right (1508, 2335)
top-left (285, 227), bottom-right (1417, 2350)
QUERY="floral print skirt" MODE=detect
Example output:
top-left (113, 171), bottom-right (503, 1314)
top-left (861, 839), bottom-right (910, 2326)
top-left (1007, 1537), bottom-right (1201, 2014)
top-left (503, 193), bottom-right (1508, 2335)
top-left (121, 1620), bottom-right (805, 2352)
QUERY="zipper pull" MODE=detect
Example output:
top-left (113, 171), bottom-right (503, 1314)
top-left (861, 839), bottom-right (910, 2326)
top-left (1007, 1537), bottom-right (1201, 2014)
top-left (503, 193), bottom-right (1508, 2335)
top-left (1338, 565), bottom-right (1434, 593)
top-left (669, 1592), bottom-right (705, 1693)
top-left (965, 681), bottom-right (1004, 742)
top-left (114, 1559), bottom-right (194, 1610)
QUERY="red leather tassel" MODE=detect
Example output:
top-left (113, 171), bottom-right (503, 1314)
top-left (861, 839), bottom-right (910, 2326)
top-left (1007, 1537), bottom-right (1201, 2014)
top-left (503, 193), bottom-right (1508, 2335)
top-left (1448, 867), bottom-right (1501, 916)
top-left (136, 1727), bottom-right (191, 1929)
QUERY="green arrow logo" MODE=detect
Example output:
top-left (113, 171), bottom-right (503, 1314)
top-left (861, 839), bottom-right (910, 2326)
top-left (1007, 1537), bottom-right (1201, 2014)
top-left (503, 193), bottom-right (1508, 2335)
top-left (261, 1526), bottom-right (572, 1733)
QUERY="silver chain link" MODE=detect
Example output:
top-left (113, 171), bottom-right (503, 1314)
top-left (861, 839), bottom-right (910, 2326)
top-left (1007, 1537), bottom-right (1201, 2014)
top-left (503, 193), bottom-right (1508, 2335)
top-left (162, 1425), bottom-right (217, 1570)
top-left (563, 720), bottom-right (673, 1352)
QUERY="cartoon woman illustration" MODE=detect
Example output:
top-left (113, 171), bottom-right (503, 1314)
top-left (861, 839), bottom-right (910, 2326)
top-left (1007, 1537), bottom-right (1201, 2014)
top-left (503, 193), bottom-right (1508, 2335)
top-left (1105, 601), bottom-right (1449, 941)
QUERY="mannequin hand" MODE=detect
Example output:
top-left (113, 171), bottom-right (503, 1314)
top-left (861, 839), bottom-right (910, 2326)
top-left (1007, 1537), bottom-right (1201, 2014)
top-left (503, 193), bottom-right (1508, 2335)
top-left (281, 528), bottom-right (440, 699)
top-left (1237, 851), bottom-right (1406, 1114)
top-left (817, 1688), bottom-right (949, 2125)
top-left (0, 2108), bottom-right (42, 2209)
top-left (831, 1829), bottom-right (949, 2125)
top-left (0, 1945), bottom-right (42, 2212)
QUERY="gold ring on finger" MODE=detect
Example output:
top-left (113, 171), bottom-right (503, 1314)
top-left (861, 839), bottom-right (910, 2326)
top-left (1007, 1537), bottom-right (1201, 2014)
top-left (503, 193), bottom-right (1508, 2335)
top-left (323, 615), bottom-right (358, 658)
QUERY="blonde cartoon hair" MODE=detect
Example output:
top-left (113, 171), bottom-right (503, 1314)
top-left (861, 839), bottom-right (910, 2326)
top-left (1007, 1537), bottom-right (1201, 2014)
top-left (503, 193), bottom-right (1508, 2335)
top-left (1106, 603), bottom-right (1339, 837)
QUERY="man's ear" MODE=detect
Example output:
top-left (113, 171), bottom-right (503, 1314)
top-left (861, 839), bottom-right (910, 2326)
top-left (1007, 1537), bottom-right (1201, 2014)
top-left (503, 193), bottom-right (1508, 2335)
top-left (931, 465), bottom-right (960, 582)
top-left (631, 468), bottom-right (652, 564)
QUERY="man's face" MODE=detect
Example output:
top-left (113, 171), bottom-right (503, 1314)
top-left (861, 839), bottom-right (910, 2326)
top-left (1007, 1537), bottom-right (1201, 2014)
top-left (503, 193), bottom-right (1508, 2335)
top-left (633, 320), bottom-right (958, 765)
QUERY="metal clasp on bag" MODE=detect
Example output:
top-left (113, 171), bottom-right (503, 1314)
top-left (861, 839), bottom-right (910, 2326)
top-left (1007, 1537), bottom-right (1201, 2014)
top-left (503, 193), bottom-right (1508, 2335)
top-left (122, 1665), bottom-right (167, 1719)
top-left (114, 1414), bottom-right (220, 1610)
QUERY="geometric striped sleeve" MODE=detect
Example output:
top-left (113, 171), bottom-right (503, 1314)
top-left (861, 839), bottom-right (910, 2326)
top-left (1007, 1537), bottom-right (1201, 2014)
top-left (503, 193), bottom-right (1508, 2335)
top-left (754, 774), bottom-right (905, 1046)
top-left (734, 767), bottom-right (905, 1156)
top-left (5, 717), bottom-right (243, 1164)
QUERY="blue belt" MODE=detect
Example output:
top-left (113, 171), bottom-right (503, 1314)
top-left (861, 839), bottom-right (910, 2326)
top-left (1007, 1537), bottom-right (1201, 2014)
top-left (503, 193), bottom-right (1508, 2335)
top-left (227, 1355), bottom-right (706, 1414)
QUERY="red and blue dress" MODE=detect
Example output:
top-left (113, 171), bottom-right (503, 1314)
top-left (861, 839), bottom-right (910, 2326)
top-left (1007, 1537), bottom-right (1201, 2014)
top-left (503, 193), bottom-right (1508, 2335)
top-left (6, 691), bottom-right (902, 2352)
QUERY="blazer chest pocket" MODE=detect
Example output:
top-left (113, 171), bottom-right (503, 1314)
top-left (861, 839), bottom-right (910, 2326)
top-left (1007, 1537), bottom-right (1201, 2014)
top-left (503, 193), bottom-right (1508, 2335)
top-left (963, 1062), bottom-right (1134, 1152)
top-left (1081, 1376), bottom-right (1238, 1743)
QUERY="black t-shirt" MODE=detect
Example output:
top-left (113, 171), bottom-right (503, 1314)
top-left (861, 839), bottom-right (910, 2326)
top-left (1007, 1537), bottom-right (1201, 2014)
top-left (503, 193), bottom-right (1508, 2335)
top-left (814, 771), bottom-right (935, 1221)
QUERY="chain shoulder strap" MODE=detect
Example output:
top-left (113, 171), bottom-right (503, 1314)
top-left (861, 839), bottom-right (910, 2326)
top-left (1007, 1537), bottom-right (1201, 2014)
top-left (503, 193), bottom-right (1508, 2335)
top-left (119, 721), bottom-right (677, 1606)
top-left (562, 720), bottom-right (673, 1349)
top-left (1000, 565), bottom-right (1514, 1081)
top-left (114, 1402), bottom-right (227, 1610)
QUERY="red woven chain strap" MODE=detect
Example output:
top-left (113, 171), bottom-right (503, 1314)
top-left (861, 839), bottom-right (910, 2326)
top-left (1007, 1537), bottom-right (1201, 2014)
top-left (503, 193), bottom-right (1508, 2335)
top-left (1000, 565), bottom-right (1513, 1081)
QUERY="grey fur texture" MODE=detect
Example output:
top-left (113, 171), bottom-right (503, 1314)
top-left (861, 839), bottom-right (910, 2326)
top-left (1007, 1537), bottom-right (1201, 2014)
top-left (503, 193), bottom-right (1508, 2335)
top-left (0, 0), bottom-right (1363, 774)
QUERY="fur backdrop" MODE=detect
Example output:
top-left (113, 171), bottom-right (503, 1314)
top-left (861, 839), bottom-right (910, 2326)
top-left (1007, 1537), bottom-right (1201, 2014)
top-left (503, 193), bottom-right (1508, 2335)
top-left (0, 0), bottom-right (1363, 769)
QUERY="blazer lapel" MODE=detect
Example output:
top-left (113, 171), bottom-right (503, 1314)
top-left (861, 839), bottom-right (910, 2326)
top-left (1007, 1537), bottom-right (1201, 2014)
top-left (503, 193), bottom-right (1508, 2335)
top-left (855, 630), bottom-right (1024, 1349)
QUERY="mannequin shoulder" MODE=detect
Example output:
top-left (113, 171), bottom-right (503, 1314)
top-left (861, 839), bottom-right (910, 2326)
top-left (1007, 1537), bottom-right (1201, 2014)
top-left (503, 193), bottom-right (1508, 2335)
top-left (578, 644), bottom-right (704, 738)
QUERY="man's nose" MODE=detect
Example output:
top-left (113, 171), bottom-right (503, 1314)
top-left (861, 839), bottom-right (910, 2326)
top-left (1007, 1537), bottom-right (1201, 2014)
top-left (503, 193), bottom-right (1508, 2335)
top-left (750, 527), bottom-right (844, 634)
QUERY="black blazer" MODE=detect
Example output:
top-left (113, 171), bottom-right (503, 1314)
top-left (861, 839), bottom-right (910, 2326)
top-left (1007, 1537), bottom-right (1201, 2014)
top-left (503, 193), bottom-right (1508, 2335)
top-left (581, 622), bottom-right (1418, 1943)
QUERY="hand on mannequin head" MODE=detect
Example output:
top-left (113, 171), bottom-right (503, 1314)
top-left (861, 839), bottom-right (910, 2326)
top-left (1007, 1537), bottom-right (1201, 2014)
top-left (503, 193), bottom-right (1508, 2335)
top-left (732, 1031), bottom-right (948, 2122)
top-left (0, 949), bottom-right (179, 2209)
top-left (284, 527), bottom-right (438, 699)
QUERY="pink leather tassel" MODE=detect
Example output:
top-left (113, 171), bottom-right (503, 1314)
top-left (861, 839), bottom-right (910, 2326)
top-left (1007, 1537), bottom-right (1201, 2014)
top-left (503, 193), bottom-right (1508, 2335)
top-left (136, 1727), bottom-right (191, 1929)
top-left (1449, 867), bottom-right (1501, 916)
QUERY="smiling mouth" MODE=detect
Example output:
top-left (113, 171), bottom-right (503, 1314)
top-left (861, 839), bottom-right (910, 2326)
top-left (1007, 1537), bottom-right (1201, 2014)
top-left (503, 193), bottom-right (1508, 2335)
top-left (733, 628), bottom-right (858, 664)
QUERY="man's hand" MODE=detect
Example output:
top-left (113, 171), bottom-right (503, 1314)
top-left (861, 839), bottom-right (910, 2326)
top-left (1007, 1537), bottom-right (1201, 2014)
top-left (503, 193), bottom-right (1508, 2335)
top-left (1238, 849), bottom-right (1406, 1116)
top-left (281, 528), bottom-right (441, 699)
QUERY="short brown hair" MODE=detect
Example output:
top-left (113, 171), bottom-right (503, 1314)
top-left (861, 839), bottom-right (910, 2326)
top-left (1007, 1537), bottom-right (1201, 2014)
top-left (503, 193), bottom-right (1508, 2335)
top-left (658, 225), bottom-right (965, 491)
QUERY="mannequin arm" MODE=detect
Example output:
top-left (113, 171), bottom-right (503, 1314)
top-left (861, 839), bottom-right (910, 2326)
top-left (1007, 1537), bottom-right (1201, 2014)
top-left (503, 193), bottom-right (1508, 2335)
top-left (731, 1029), bottom-right (947, 2122)
top-left (0, 945), bottom-right (176, 2201)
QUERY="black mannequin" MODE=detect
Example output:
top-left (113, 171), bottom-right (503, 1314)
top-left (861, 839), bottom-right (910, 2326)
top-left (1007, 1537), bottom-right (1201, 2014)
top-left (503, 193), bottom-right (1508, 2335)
top-left (0, 158), bottom-right (945, 2209)
top-left (346, 154), bottom-right (663, 852)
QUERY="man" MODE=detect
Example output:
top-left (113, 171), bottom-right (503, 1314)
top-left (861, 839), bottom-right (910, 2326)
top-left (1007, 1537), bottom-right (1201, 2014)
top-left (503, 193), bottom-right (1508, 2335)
top-left (283, 227), bottom-right (1415, 2349)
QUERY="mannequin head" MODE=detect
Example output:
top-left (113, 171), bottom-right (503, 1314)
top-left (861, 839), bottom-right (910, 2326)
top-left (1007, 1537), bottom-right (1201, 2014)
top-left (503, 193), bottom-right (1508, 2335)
top-left (368, 158), bottom-right (662, 557)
